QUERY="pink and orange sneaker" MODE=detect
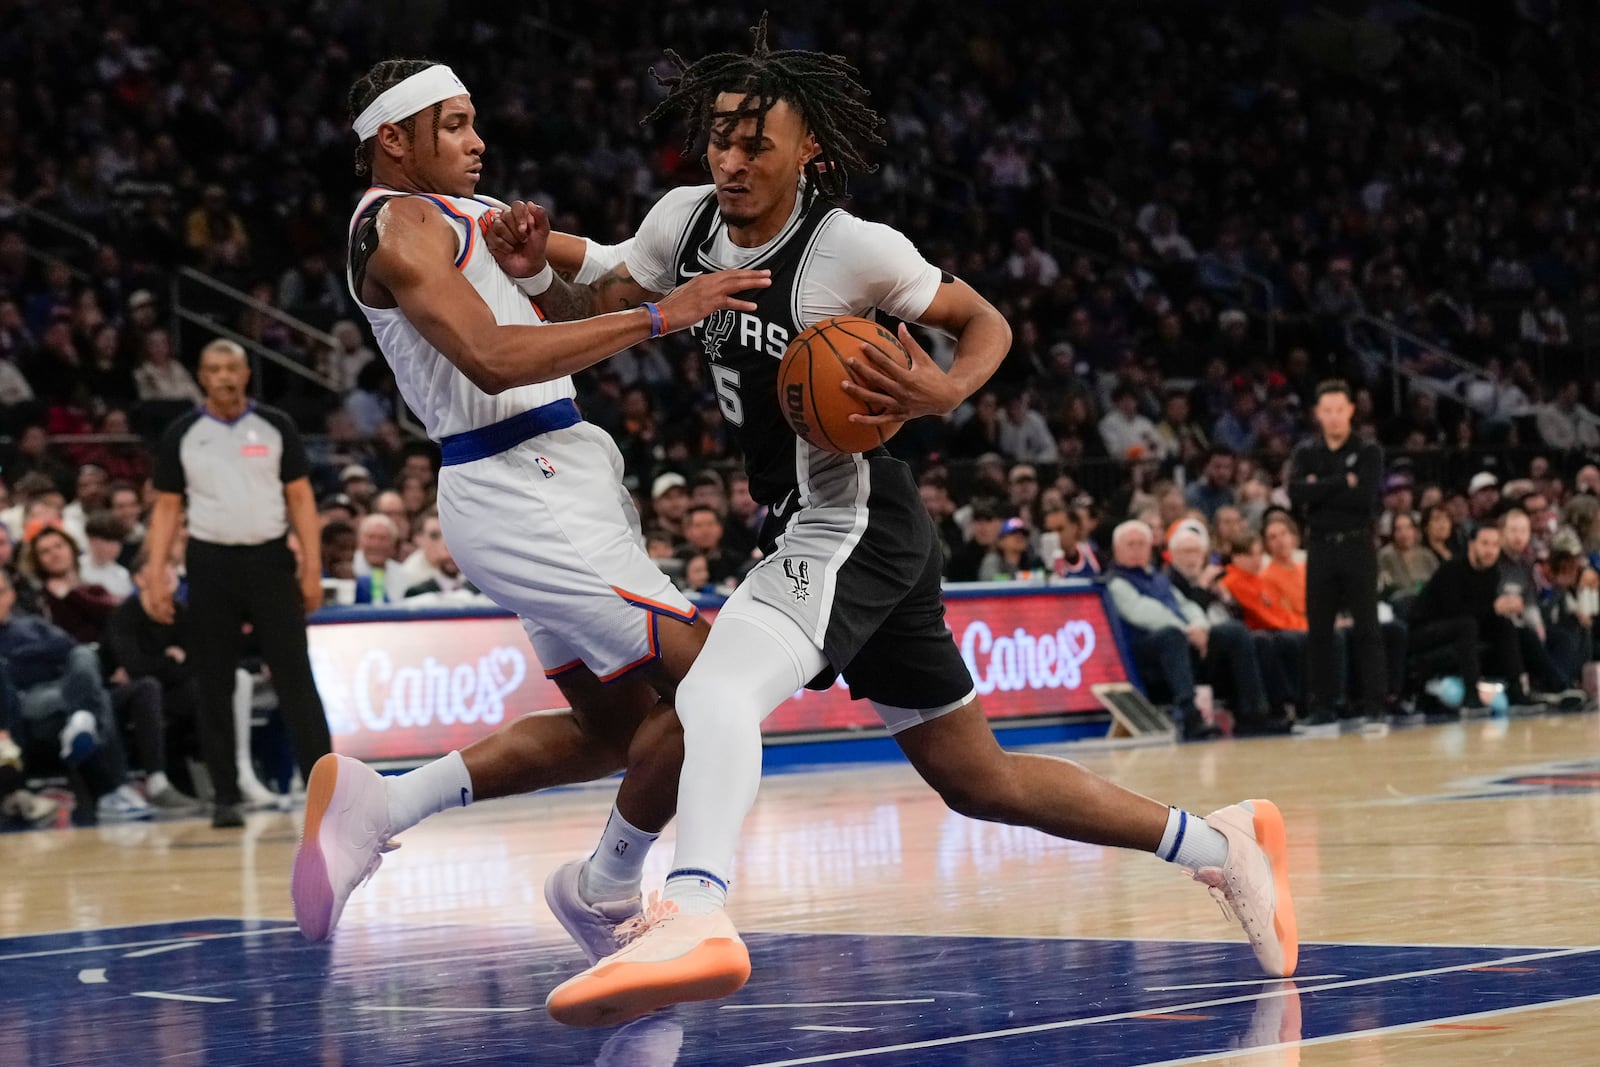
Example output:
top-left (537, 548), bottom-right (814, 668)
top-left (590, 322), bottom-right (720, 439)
top-left (1193, 799), bottom-right (1298, 978)
top-left (291, 754), bottom-right (397, 941)
top-left (545, 894), bottom-right (750, 1028)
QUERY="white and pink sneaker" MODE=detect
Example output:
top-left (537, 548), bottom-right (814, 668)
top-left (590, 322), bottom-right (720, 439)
top-left (1193, 799), bottom-right (1298, 978)
top-left (291, 754), bottom-right (397, 941)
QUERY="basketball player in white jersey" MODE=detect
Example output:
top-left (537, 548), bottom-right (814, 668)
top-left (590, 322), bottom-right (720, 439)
top-left (289, 59), bottom-right (772, 955)
top-left (505, 21), bottom-right (1299, 1026)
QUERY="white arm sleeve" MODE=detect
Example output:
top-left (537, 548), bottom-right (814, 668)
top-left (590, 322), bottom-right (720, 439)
top-left (573, 238), bottom-right (632, 286)
top-left (620, 184), bottom-right (716, 295)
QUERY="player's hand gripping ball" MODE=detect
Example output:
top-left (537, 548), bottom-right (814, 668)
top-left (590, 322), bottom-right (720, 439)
top-left (777, 316), bottom-right (907, 454)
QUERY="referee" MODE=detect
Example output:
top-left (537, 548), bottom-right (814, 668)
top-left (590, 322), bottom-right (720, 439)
top-left (1289, 380), bottom-right (1384, 727)
top-left (140, 339), bottom-right (331, 827)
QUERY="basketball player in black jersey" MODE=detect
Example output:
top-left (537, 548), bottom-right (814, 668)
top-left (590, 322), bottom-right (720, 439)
top-left (491, 19), bottom-right (1298, 1026)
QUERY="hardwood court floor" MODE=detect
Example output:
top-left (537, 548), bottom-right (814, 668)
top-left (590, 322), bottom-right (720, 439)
top-left (3, 713), bottom-right (1598, 1065)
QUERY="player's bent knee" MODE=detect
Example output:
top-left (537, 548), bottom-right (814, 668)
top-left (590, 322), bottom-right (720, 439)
top-left (927, 755), bottom-right (1022, 823)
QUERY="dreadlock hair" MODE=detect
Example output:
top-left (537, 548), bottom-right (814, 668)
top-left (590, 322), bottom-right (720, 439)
top-left (643, 14), bottom-right (885, 204)
top-left (348, 58), bottom-right (446, 176)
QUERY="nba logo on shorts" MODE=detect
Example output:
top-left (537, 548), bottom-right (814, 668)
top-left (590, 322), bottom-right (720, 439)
top-left (535, 456), bottom-right (556, 479)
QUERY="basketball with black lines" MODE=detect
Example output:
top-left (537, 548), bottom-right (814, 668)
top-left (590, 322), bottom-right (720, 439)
top-left (776, 316), bottom-right (908, 454)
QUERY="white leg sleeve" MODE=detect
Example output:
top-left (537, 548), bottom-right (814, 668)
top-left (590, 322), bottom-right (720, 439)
top-left (666, 585), bottom-right (828, 889)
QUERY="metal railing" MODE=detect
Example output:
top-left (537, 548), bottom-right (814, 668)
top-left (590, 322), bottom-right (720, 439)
top-left (1344, 312), bottom-right (1488, 411)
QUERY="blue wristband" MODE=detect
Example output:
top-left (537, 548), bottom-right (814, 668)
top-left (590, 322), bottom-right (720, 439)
top-left (642, 302), bottom-right (665, 338)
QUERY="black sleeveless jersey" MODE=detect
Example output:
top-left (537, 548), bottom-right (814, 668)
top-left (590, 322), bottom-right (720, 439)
top-left (672, 190), bottom-right (888, 509)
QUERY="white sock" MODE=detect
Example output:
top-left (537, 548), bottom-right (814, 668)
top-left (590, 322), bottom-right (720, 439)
top-left (146, 771), bottom-right (171, 796)
top-left (384, 750), bottom-right (473, 834)
top-left (1156, 804), bottom-right (1235, 870)
top-left (579, 806), bottom-right (659, 903)
top-left (662, 606), bottom-right (826, 916)
top-left (663, 868), bottom-right (729, 915)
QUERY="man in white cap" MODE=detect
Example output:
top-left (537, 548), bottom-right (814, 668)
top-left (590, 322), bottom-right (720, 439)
top-left (1468, 470), bottom-right (1501, 523)
top-left (291, 58), bottom-right (773, 955)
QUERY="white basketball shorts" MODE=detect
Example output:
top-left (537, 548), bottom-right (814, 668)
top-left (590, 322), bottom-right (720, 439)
top-left (435, 420), bottom-right (697, 684)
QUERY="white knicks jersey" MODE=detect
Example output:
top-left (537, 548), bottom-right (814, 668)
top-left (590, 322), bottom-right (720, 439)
top-left (345, 186), bottom-right (575, 441)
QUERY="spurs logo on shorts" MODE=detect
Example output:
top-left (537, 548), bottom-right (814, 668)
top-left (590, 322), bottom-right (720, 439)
top-left (701, 309), bottom-right (738, 361)
top-left (783, 558), bottom-right (811, 602)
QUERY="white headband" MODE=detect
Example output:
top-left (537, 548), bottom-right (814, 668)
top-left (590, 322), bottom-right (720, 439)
top-left (352, 65), bottom-right (469, 141)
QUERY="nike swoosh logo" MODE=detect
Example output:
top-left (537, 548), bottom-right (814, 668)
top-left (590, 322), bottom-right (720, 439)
top-left (681, 267), bottom-right (704, 278)
top-left (460, 787), bottom-right (469, 808)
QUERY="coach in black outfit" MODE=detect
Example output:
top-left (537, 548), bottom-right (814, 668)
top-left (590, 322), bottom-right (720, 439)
top-left (141, 339), bottom-right (331, 828)
top-left (1288, 380), bottom-right (1384, 725)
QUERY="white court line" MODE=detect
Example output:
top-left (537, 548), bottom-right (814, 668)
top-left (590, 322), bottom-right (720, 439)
top-left (1127, 991), bottom-right (1600, 1067)
top-left (77, 969), bottom-right (107, 984)
top-left (746, 945), bottom-right (1600, 1066)
top-left (1146, 975), bottom-right (1343, 992)
top-left (763, 927), bottom-right (1573, 951)
top-left (354, 1005), bottom-right (534, 1014)
top-left (794, 1025), bottom-right (874, 1033)
top-left (123, 941), bottom-right (202, 958)
top-left (724, 999), bottom-right (936, 1011)
top-left (0, 926), bottom-right (299, 962)
top-left (131, 991), bottom-right (235, 1004)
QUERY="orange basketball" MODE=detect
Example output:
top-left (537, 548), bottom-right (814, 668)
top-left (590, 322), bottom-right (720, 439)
top-left (776, 316), bottom-right (908, 455)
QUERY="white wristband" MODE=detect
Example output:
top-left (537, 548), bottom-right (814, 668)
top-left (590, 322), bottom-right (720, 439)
top-left (513, 262), bottom-right (554, 297)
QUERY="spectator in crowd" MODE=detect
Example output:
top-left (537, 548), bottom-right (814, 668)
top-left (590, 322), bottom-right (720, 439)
top-left (63, 464), bottom-right (111, 546)
top-left (919, 475), bottom-right (965, 571)
top-left (403, 509), bottom-right (476, 597)
top-left (1498, 508), bottom-right (1574, 699)
top-left (1183, 446), bottom-right (1237, 521)
top-left (0, 569), bottom-right (152, 821)
top-left (132, 329), bottom-right (202, 403)
top-left (1422, 504), bottom-right (1460, 563)
top-left (1377, 472), bottom-right (1414, 540)
top-left (26, 527), bottom-right (120, 643)
top-left (1098, 385), bottom-right (1165, 462)
top-left (106, 558), bottom-right (204, 804)
top-left (1042, 506), bottom-right (1099, 576)
top-left (1408, 523), bottom-right (1530, 710)
top-left (0, 525), bottom-right (42, 618)
top-left (340, 464), bottom-right (379, 514)
top-left (979, 518), bottom-right (1043, 581)
top-left (80, 512), bottom-right (134, 600)
top-left (1178, 527), bottom-right (1302, 723)
top-left (1260, 515), bottom-right (1308, 628)
top-left (1106, 520), bottom-right (1274, 739)
top-left (650, 472), bottom-right (691, 544)
top-left (1541, 549), bottom-right (1594, 687)
top-left (1212, 387), bottom-right (1261, 455)
top-left (722, 473), bottom-right (764, 561)
top-left (997, 391), bottom-right (1057, 463)
top-left (1535, 382), bottom-right (1600, 453)
top-left (948, 503), bottom-right (1002, 583)
top-left (1155, 390), bottom-right (1208, 469)
top-left (321, 521), bottom-right (357, 581)
top-left (678, 505), bottom-right (740, 587)
top-left (352, 514), bottom-right (407, 604)
top-left (1467, 472), bottom-right (1502, 524)
top-left (1378, 511), bottom-right (1437, 605)
top-left (951, 393), bottom-right (1005, 458)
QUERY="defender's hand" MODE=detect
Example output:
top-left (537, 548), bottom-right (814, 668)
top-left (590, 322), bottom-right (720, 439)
top-left (842, 324), bottom-right (961, 424)
top-left (483, 200), bottom-right (552, 280)
top-left (656, 270), bottom-right (772, 332)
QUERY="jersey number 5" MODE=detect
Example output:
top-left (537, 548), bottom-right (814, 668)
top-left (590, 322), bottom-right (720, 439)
top-left (710, 364), bottom-right (745, 426)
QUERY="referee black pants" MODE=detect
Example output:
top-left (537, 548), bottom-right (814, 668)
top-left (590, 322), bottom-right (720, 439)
top-left (187, 537), bottom-right (331, 806)
top-left (1306, 533), bottom-right (1385, 718)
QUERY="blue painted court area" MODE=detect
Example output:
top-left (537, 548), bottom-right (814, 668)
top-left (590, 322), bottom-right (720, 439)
top-left (2, 920), bottom-right (1597, 1066)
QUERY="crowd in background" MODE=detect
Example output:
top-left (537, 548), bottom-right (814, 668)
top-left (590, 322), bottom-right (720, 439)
top-left (3, 2), bottom-right (1600, 819)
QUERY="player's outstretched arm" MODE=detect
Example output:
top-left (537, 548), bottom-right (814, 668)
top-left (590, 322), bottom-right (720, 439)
top-left (841, 277), bottom-right (1012, 425)
top-left (481, 204), bottom-right (659, 322)
top-left (369, 199), bottom-right (767, 394)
